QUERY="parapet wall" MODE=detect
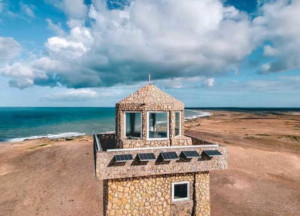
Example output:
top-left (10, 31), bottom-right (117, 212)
top-left (95, 144), bottom-right (227, 180)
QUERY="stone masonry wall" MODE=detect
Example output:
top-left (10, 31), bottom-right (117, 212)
top-left (104, 172), bottom-right (211, 216)
top-left (194, 172), bottom-right (210, 216)
top-left (105, 173), bottom-right (194, 216)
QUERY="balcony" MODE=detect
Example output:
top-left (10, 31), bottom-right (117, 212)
top-left (93, 133), bottom-right (227, 180)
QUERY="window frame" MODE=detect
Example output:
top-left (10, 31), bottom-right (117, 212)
top-left (175, 111), bottom-right (181, 137)
top-left (146, 111), bottom-right (169, 140)
top-left (172, 181), bottom-right (190, 202)
top-left (124, 111), bottom-right (143, 139)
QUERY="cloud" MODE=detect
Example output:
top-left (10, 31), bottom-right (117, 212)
top-left (2, 0), bottom-right (257, 89)
top-left (263, 45), bottom-right (278, 57)
top-left (255, 0), bottom-right (300, 73)
top-left (1, 0), bottom-right (299, 90)
top-left (215, 75), bottom-right (300, 92)
top-left (45, 88), bottom-right (98, 101)
top-left (20, 2), bottom-right (35, 18)
top-left (0, 37), bottom-right (21, 63)
top-left (45, 0), bottom-right (87, 18)
top-left (46, 18), bottom-right (65, 36)
top-left (155, 76), bottom-right (215, 89)
top-left (63, 0), bottom-right (87, 18)
top-left (205, 78), bottom-right (215, 87)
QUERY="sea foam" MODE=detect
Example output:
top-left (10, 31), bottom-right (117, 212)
top-left (7, 132), bottom-right (85, 142)
top-left (184, 110), bottom-right (211, 120)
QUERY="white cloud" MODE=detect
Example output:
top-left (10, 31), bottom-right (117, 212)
top-left (2, 0), bottom-right (257, 88)
top-left (45, 0), bottom-right (87, 18)
top-left (46, 18), bottom-right (65, 36)
top-left (0, 37), bottom-right (21, 62)
top-left (46, 88), bottom-right (98, 101)
top-left (263, 45), bottom-right (278, 57)
top-left (20, 3), bottom-right (35, 18)
top-left (155, 76), bottom-right (215, 89)
top-left (254, 0), bottom-right (300, 73)
top-left (63, 0), bottom-right (87, 18)
top-left (205, 78), bottom-right (215, 87)
top-left (1, 0), bottom-right (299, 89)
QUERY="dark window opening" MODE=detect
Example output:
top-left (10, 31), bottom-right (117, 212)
top-left (175, 111), bottom-right (180, 136)
top-left (125, 112), bottom-right (142, 138)
top-left (148, 112), bottom-right (168, 139)
top-left (173, 182), bottom-right (189, 201)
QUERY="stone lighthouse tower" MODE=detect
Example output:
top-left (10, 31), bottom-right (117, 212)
top-left (94, 84), bottom-right (227, 216)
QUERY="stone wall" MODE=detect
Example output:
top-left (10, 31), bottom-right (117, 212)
top-left (103, 172), bottom-right (211, 216)
top-left (194, 172), bottom-right (210, 216)
top-left (105, 173), bottom-right (194, 216)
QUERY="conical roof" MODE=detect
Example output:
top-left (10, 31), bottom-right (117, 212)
top-left (117, 84), bottom-right (184, 111)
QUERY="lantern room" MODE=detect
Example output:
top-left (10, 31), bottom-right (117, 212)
top-left (115, 84), bottom-right (192, 149)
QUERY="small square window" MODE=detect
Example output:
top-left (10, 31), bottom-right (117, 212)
top-left (172, 181), bottom-right (189, 202)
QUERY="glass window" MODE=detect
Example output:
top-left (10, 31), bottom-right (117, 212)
top-left (148, 112), bottom-right (168, 139)
top-left (175, 112), bottom-right (181, 136)
top-left (172, 182), bottom-right (189, 202)
top-left (125, 112), bottom-right (142, 138)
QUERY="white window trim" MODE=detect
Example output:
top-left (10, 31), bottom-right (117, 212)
top-left (124, 111), bottom-right (142, 139)
top-left (172, 181), bottom-right (190, 202)
top-left (175, 111), bottom-right (181, 137)
top-left (147, 111), bottom-right (169, 140)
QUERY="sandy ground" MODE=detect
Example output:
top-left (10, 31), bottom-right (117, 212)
top-left (0, 111), bottom-right (299, 216)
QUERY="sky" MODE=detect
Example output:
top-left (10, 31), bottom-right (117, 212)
top-left (0, 0), bottom-right (299, 107)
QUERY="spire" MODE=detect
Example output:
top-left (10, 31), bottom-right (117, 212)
top-left (148, 74), bottom-right (151, 84)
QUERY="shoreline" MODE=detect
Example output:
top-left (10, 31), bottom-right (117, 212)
top-left (1, 109), bottom-right (211, 143)
top-left (2, 109), bottom-right (300, 144)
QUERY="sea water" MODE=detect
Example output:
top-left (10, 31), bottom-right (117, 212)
top-left (0, 107), bottom-right (210, 142)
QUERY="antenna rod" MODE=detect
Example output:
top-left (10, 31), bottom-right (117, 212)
top-left (148, 74), bottom-right (151, 84)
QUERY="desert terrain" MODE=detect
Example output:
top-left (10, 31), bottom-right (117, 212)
top-left (0, 111), bottom-right (299, 216)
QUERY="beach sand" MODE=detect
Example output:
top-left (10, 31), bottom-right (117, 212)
top-left (0, 111), bottom-right (299, 216)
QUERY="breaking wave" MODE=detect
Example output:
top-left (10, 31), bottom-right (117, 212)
top-left (184, 110), bottom-right (211, 120)
top-left (6, 132), bottom-right (85, 142)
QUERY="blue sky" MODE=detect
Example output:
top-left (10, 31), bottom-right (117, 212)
top-left (0, 0), bottom-right (299, 107)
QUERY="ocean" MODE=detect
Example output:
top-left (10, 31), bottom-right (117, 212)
top-left (0, 107), bottom-right (210, 142)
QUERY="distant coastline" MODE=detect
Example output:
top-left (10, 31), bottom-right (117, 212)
top-left (186, 107), bottom-right (300, 112)
top-left (1, 107), bottom-right (299, 143)
top-left (0, 108), bottom-right (208, 142)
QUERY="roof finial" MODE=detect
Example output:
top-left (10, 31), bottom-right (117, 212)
top-left (148, 73), bottom-right (151, 84)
